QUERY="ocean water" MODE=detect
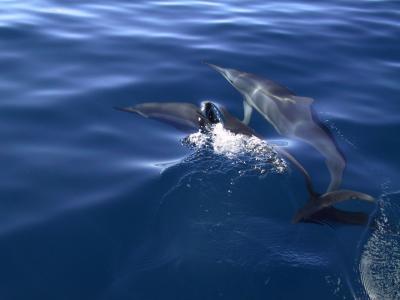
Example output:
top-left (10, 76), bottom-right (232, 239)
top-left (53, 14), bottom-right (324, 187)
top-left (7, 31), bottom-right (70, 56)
top-left (0, 0), bottom-right (399, 299)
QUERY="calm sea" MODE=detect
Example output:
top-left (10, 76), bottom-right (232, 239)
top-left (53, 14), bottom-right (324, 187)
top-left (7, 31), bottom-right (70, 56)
top-left (0, 1), bottom-right (399, 299)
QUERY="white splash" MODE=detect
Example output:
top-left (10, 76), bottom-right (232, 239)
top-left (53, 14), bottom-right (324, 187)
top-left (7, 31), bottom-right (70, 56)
top-left (184, 123), bottom-right (287, 174)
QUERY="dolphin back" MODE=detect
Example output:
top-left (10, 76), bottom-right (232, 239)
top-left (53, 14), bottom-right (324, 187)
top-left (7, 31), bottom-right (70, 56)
top-left (218, 106), bottom-right (257, 137)
top-left (115, 102), bottom-right (205, 132)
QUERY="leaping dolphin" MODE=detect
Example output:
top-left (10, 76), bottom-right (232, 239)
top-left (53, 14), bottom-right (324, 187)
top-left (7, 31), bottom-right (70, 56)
top-left (206, 63), bottom-right (346, 193)
top-left (115, 101), bottom-right (374, 225)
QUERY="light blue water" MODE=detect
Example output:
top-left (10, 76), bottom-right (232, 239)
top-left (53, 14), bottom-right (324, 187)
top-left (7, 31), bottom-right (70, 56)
top-left (0, 1), bottom-right (399, 299)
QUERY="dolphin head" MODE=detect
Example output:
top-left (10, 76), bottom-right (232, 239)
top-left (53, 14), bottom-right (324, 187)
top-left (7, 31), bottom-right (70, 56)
top-left (206, 63), bottom-right (241, 83)
top-left (205, 63), bottom-right (255, 95)
top-left (198, 101), bottom-right (225, 133)
top-left (200, 101), bottom-right (225, 125)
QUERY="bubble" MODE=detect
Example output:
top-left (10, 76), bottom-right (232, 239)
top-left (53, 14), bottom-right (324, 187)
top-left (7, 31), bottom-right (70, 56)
top-left (182, 123), bottom-right (287, 175)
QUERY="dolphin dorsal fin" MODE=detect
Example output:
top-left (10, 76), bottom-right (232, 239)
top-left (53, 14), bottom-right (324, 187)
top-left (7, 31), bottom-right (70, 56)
top-left (290, 96), bottom-right (314, 105)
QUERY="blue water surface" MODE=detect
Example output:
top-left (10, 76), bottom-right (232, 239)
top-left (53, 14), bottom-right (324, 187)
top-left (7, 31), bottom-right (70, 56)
top-left (0, 1), bottom-right (399, 299)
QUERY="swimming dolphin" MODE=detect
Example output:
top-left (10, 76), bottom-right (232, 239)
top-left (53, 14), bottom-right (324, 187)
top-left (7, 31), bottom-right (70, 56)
top-left (206, 63), bottom-right (346, 193)
top-left (115, 101), bottom-right (374, 225)
top-left (114, 102), bottom-right (256, 136)
top-left (114, 102), bottom-right (208, 132)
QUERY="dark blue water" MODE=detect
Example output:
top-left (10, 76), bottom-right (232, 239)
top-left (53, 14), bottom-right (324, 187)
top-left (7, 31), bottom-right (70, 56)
top-left (1, 1), bottom-right (399, 299)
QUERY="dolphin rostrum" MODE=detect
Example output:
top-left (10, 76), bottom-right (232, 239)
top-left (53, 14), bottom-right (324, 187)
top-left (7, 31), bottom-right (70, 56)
top-left (206, 63), bottom-right (346, 193)
top-left (115, 101), bottom-right (374, 225)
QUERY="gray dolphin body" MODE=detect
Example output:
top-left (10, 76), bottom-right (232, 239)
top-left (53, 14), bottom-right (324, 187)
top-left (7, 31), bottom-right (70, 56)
top-left (116, 101), bottom-right (374, 225)
top-left (115, 102), bottom-right (207, 132)
top-left (207, 63), bottom-right (345, 193)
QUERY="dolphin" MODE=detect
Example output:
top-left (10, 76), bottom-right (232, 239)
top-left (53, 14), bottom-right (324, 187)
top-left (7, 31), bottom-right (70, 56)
top-left (115, 101), bottom-right (374, 225)
top-left (114, 102), bottom-right (208, 132)
top-left (114, 101), bottom-right (256, 136)
top-left (206, 63), bottom-right (346, 193)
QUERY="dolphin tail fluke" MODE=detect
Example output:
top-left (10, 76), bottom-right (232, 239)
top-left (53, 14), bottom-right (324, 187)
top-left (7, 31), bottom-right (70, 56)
top-left (292, 190), bottom-right (375, 224)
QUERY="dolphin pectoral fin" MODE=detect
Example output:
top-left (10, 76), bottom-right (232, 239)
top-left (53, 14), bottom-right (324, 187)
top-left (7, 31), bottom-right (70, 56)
top-left (292, 190), bottom-right (375, 224)
top-left (242, 100), bottom-right (253, 125)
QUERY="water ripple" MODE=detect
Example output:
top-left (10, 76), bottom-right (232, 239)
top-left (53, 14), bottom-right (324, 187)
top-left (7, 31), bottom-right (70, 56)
top-left (0, 0), bottom-right (399, 298)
